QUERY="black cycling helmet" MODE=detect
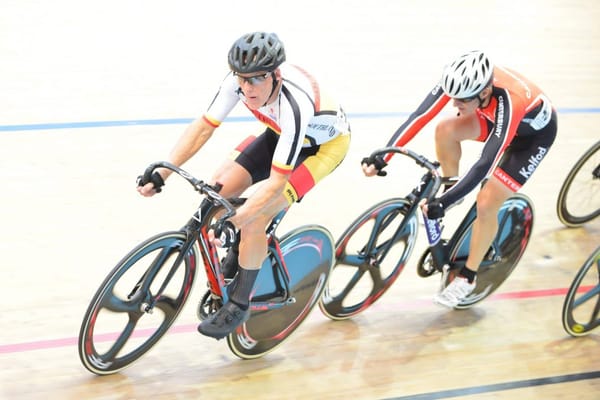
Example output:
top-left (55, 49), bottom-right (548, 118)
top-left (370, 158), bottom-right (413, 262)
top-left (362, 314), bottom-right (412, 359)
top-left (228, 32), bottom-right (286, 74)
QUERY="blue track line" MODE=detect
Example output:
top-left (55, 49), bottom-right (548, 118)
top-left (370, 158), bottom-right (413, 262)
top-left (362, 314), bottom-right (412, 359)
top-left (1, 108), bottom-right (599, 132)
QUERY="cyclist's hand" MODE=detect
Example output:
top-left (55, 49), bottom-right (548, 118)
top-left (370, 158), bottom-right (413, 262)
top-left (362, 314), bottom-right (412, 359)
top-left (361, 155), bottom-right (388, 177)
top-left (423, 199), bottom-right (445, 220)
top-left (210, 220), bottom-right (238, 248)
top-left (136, 171), bottom-right (165, 196)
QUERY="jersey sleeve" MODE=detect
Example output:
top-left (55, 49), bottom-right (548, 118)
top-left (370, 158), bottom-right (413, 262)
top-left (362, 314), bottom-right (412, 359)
top-left (383, 83), bottom-right (450, 162)
top-left (202, 73), bottom-right (240, 128)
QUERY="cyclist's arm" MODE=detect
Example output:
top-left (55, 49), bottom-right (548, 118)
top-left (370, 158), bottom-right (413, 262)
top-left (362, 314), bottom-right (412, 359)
top-left (137, 117), bottom-right (218, 197)
top-left (162, 117), bottom-right (217, 179)
top-left (163, 74), bottom-right (240, 179)
top-left (383, 83), bottom-right (450, 162)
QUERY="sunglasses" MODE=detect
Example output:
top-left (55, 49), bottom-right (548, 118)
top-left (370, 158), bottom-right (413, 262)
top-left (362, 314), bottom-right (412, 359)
top-left (455, 94), bottom-right (479, 103)
top-left (234, 72), bottom-right (271, 85)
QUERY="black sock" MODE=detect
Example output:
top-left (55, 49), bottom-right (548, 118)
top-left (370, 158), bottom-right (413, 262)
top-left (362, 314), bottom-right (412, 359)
top-left (459, 266), bottom-right (477, 283)
top-left (227, 267), bottom-right (259, 310)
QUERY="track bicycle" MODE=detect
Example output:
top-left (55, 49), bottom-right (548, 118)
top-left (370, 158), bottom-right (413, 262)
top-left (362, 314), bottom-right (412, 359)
top-left (78, 161), bottom-right (335, 375)
top-left (562, 245), bottom-right (600, 336)
top-left (556, 139), bottom-right (600, 227)
top-left (319, 146), bottom-right (534, 319)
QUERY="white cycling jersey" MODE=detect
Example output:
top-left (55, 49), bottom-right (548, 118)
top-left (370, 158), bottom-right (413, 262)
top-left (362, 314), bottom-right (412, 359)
top-left (203, 63), bottom-right (350, 173)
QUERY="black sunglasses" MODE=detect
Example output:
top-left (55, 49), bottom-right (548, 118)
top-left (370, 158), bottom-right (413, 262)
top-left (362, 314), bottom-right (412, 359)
top-left (455, 94), bottom-right (479, 103)
top-left (234, 72), bottom-right (271, 85)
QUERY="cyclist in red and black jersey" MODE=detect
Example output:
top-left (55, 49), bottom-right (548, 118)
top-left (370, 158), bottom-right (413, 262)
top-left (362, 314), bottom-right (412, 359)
top-left (362, 51), bottom-right (557, 307)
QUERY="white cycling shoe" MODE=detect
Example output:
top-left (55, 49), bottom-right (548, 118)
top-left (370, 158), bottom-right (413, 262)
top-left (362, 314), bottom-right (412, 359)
top-left (434, 276), bottom-right (476, 308)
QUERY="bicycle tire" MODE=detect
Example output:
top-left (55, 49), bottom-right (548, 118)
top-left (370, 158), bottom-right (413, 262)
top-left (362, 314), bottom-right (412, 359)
top-left (319, 198), bottom-right (418, 320)
top-left (78, 231), bottom-right (199, 375)
top-left (561, 245), bottom-right (600, 337)
top-left (556, 140), bottom-right (600, 227)
top-left (442, 194), bottom-right (534, 309)
top-left (227, 225), bottom-right (334, 359)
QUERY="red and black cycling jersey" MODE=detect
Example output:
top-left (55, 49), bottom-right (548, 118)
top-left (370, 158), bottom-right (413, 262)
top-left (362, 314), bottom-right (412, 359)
top-left (385, 65), bottom-right (555, 208)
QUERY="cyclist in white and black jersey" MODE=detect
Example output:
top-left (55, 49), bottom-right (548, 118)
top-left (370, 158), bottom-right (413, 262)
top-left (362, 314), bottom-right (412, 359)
top-left (204, 63), bottom-right (349, 178)
top-left (137, 32), bottom-right (350, 339)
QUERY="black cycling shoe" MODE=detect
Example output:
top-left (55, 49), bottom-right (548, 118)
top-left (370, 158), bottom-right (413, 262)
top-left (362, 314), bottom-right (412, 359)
top-left (197, 301), bottom-right (250, 340)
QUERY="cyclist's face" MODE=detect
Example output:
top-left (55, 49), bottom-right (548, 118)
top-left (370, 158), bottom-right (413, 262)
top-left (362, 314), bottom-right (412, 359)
top-left (452, 95), bottom-right (479, 114)
top-left (452, 86), bottom-right (492, 113)
top-left (236, 71), bottom-right (275, 110)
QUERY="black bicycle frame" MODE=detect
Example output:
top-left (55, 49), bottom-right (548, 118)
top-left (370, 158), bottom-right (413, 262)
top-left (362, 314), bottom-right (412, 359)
top-left (368, 147), bottom-right (451, 273)
top-left (139, 160), bottom-right (312, 314)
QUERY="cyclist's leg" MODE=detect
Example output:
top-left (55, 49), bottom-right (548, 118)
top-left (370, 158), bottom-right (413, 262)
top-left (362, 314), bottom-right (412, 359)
top-left (434, 113), bottom-right (486, 179)
top-left (209, 131), bottom-right (277, 278)
top-left (198, 130), bottom-right (278, 339)
top-left (433, 112), bottom-right (496, 307)
top-left (198, 201), bottom-right (287, 339)
top-left (434, 177), bottom-right (513, 307)
top-left (437, 120), bottom-right (557, 307)
top-left (468, 111), bottom-right (557, 273)
top-left (210, 132), bottom-right (272, 197)
top-left (228, 133), bottom-right (349, 313)
top-left (199, 130), bottom-right (347, 339)
top-left (466, 178), bottom-right (513, 271)
top-left (231, 132), bottom-right (350, 270)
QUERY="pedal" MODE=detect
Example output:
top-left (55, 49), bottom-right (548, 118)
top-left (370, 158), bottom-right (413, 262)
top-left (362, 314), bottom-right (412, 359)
top-left (197, 290), bottom-right (223, 321)
top-left (416, 244), bottom-right (447, 277)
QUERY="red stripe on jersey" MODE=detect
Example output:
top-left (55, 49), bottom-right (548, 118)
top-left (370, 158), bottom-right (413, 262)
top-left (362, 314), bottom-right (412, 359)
top-left (288, 164), bottom-right (316, 198)
top-left (272, 163), bottom-right (293, 175)
top-left (202, 115), bottom-right (221, 128)
top-left (235, 135), bottom-right (257, 152)
top-left (248, 108), bottom-right (281, 133)
top-left (292, 65), bottom-right (321, 112)
top-left (385, 95), bottom-right (450, 162)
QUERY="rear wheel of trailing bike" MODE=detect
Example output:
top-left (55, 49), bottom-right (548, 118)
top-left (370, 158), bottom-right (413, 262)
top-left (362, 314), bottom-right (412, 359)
top-left (562, 245), bottom-right (600, 337)
top-left (556, 140), bottom-right (600, 227)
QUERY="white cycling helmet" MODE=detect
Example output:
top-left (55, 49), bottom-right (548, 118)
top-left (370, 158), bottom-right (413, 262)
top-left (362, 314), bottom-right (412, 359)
top-left (441, 51), bottom-right (494, 99)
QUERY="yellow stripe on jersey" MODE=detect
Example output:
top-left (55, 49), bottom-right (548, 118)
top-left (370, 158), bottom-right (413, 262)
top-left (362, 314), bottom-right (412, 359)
top-left (272, 160), bottom-right (293, 174)
top-left (202, 114), bottom-right (221, 128)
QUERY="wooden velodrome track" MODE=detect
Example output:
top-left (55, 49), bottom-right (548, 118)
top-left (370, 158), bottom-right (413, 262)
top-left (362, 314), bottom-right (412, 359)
top-left (1, 1), bottom-right (599, 399)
